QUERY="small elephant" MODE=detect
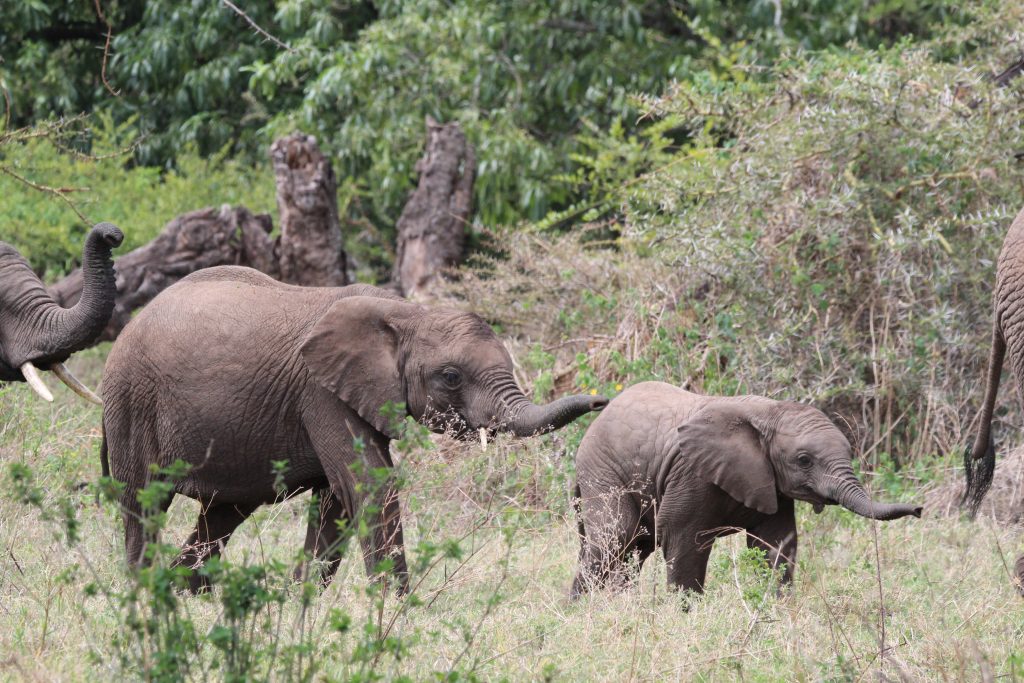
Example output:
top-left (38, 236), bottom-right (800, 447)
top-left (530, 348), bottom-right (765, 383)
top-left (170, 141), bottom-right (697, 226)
top-left (102, 266), bottom-right (606, 592)
top-left (1, 223), bottom-right (123, 404)
top-left (570, 381), bottom-right (921, 598)
top-left (963, 205), bottom-right (1024, 516)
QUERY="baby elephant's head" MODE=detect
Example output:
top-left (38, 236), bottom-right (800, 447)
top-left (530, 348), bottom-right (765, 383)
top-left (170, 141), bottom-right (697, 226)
top-left (677, 399), bottom-right (922, 520)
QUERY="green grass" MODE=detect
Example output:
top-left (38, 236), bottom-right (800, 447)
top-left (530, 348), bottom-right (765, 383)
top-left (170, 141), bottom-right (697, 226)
top-left (1, 346), bottom-right (1022, 681)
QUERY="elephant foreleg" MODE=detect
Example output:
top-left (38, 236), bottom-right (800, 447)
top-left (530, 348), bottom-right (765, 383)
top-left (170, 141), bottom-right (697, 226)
top-left (294, 487), bottom-right (351, 586)
top-left (661, 527), bottom-right (713, 594)
top-left (745, 498), bottom-right (797, 585)
top-left (356, 475), bottom-right (409, 595)
top-left (302, 395), bottom-right (409, 594)
top-left (174, 501), bottom-right (257, 592)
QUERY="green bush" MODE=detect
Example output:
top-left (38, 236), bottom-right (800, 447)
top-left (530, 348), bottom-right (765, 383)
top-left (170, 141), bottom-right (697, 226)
top-left (0, 114), bottom-right (274, 276)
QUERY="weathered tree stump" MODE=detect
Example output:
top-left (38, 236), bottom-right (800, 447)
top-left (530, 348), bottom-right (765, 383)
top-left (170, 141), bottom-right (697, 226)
top-left (270, 133), bottom-right (348, 286)
top-left (50, 205), bottom-right (278, 341)
top-left (393, 118), bottom-right (475, 297)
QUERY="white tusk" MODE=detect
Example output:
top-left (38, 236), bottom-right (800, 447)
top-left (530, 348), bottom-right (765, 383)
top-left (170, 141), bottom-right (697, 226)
top-left (51, 362), bottom-right (103, 406)
top-left (479, 428), bottom-right (488, 452)
top-left (20, 362), bottom-right (53, 402)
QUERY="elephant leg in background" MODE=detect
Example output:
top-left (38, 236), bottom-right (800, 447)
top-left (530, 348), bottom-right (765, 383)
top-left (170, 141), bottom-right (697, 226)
top-left (173, 501), bottom-right (258, 593)
top-left (295, 487), bottom-right (352, 586)
top-left (745, 497), bottom-right (797, 585)
top-left (302, 396), bottom-right (410, 594)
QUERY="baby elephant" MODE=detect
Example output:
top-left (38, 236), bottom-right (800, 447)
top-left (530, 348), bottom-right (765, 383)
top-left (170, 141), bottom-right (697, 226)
top-left (570, 381), bottom-right (921, 598)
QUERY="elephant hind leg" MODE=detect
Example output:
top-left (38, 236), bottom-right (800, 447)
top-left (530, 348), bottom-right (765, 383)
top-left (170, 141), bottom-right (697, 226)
top-left (173, 501), bottom-right (257, 593)
top-left (294, 487), bottom-right (352, 587)
top-left (121, 483), bottom-right (173, 569)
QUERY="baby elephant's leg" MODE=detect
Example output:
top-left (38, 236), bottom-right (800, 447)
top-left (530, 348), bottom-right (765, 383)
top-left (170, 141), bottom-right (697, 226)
top-left (660, 526), bottom-right (714, 594)
top-left (745, 498), bottom-right (797, 584)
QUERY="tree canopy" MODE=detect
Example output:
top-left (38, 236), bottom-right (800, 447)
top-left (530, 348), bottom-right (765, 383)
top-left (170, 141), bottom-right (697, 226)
top-left (0, 0), bottom-right (968, 239)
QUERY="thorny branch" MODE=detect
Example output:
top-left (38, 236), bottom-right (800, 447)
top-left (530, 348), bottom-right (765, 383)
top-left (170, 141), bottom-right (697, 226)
top-left (220, 0), bottom-right (295, 53)
top-left (92, 0), bottom-right (120, 97)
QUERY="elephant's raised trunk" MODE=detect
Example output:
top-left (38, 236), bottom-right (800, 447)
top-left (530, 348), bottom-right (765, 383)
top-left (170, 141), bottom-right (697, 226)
top-left (38, 223), bottom-right (123, 357)
top-left (504, 394), bottom-right (608, 437)
top-left (827, 466), bottom-right (922, 520)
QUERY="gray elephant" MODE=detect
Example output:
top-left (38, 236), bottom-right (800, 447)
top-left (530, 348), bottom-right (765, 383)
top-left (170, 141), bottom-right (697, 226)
top-left (1, 223), bottom-right (123, 404)
top-left (101, 265), bottom-right (606, 592)
top-left (963, 205), bottom-right (1024, 516)
top-left (570, 381), bottom-right (921, 598)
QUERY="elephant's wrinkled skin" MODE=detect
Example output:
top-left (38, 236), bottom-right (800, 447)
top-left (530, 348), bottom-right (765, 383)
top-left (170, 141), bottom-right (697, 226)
top-left (102, 266), bottom-right (606, 592)
top-left (570, 382), bottom-right (921, 598)
top-left (0, 223), bottom-right (123, 403)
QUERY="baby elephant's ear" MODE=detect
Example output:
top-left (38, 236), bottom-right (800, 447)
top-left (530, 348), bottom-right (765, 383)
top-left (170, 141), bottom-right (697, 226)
top-left (676, 403), bottom-right (778, 515)
top-left (299, 296), bottom-right (410, 439)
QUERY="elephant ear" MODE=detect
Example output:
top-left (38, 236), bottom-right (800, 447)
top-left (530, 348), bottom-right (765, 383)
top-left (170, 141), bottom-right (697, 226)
top-left (676, 403), bottom-right (778, 515)
top-left (300, 296), bottom-right (411, 439)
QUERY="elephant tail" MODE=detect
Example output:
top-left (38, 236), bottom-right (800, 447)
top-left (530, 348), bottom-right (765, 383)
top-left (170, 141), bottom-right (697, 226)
top-left (100, 428), bottom-right (110, 479)
top-left (961, 319), bottom-right (1005, 518)
top-left (572, 480), bottom-right (586, 542)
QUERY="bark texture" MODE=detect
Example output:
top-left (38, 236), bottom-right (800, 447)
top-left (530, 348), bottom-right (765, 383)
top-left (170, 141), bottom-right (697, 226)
top-left (393, 118), bottom-right (475, 297)
top-left (270, 133), bottom-right (348, 287)
top-left (50, 205), bottom-right (278, 341)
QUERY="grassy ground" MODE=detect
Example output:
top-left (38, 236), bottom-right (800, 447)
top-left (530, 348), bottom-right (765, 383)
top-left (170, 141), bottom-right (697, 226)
top-left (1, 346), bottom-right (1022, 681)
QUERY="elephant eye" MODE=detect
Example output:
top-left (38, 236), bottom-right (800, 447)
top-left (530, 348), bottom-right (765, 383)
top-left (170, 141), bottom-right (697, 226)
top-left (441, 368), bottom-right (462, 388)
top-left (797, 453), bottom-right (813, 469)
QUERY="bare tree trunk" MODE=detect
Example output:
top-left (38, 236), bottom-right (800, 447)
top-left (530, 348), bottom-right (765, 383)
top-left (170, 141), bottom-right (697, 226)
top-left (50, 205), bottom-right (278, 341)
top-left (393, 118), bottom-right (475, 297)
top-left (270, 133), bottom-right (348, 286)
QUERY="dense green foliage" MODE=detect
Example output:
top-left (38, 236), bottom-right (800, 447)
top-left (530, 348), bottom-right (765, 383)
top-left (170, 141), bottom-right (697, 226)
top-left (0, 115), bottom-right (274, 276)
top-left (1, 0), bottom-right (970, 239)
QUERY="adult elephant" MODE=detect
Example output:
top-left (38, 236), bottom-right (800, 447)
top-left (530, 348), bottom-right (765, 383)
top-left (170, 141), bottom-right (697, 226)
top-left (570, 382), bottom-right (921, 598)
top-left (962, 205), bottom-right (1024, 517)
top-left (101, 266), bottom-right (607, 592)
top-left (1, 223), bottom-right (123, 404)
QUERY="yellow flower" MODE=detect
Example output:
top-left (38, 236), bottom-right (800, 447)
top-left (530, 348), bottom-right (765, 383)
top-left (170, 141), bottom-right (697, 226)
top-left (615, 383), bottom-right (623, 391)
top-left (589, 389), bottom-right (597, 395)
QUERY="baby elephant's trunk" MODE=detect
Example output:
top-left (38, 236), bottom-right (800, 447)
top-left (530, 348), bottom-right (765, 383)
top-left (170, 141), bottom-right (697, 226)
top-left (829, 471), bottom-right (922, 520)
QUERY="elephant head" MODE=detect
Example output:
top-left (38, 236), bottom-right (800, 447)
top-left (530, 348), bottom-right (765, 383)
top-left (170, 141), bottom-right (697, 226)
top-left (676, 399), bottom-right (922, 520)
top-left (300, 296), bottom-right (607, 439)
top-left (0, 222), bottom-right (123, 404)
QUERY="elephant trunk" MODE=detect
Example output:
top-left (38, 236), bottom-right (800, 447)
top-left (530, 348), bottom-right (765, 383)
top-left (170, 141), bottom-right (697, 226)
top-left (827, 466), bottom-right (922, 520)
top-left (486, 375), bottom-right (607, 436)
top-left (38, 223), bottom-right (123, 357)
top-left (505, 394), bottom-right (608, 436)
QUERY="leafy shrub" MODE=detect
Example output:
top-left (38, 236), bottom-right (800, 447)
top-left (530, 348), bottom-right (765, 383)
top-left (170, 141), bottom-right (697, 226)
top-left (0, 114), bottom-right (274, 276)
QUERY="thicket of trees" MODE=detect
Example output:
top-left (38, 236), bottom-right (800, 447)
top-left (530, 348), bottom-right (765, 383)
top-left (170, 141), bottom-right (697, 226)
top-left (2, 0), bottom-right (969, 250)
